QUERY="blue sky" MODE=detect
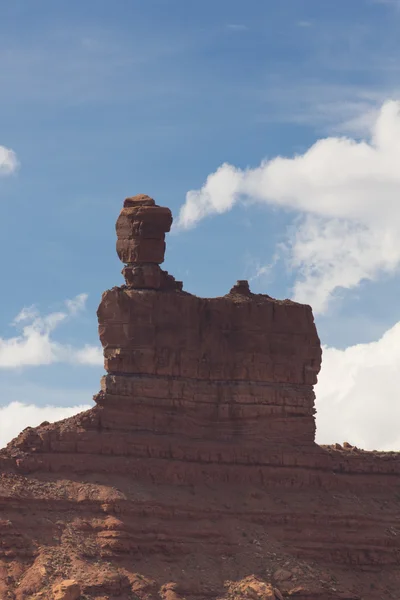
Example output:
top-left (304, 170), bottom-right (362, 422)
top-left (1, 0), bottom-right (400, 450)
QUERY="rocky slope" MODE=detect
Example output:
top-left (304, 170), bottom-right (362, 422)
top-left (0, 194), bottom-right (399, 600)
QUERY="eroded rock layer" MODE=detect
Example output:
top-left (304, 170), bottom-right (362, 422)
top-left (1, 194), bottom-right (400, 600)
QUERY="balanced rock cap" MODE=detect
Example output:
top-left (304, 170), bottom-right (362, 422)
top-left (123, 194), bottom-right (156, 208)
top-left (116, 194), bottom-right (173, 265)
top-left (115, 194), bottom-right (181, 291)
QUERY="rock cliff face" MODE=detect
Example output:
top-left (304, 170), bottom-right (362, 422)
top-left (1, 195), bottom-right (400, 600)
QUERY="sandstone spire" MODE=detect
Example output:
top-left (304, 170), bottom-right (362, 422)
top-left (97, 195), bottom-right (322, 452)
top-left (1, 195), bottom-right (399, 600)
top-left (116, 193), bottom-right (182, 291)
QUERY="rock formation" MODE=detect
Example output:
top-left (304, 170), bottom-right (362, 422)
top-left (1, 194), bottom-right (400, 600)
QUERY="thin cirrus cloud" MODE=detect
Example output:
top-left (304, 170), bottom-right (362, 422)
top-left (175, 100), bottom-right (400, 314)
top-left (0, 145), bottom-right (18, 175)
top-left (0, 293), bottom-right (103, 369)
top-left (226, 24), bottom-right (248, 31)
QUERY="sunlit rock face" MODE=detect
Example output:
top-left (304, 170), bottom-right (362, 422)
top-left (0, 195), bottom-right (399, 600)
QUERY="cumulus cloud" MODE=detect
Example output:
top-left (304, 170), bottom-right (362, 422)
top-left (0, 145), bottom-right (19, 175)
top-left (316, 321), bottom-right (400, 451)
top-left (0, 294), bottom-right (103, 368)
top-left (0, 402), bottom-right (91, 449)
top-left (176, 100), bottom-right (400, 313)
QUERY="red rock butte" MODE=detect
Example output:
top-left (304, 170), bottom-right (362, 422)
top-left (0, 194), bottom-right (400, 600)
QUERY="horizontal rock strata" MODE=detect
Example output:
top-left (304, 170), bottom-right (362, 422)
top-left (1, 194), bottom-right (400, 600)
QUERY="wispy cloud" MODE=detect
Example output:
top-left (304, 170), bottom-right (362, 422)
top-left (176, 100), bottom-right (400, 314)
top-left (226, 24), bottom-right (248, 32)
top-left (247, 251), bottom-right (281, 285)
top-left (0, 27), bottom-right (195, 108)
top-left (251, 80), bottom-right (400, 137)
top-left (372, 0), bottom-right (400, 7)
top-left (0, 294), bottom-right (103, 368)
top-left (0, 145), bottom-right (19, 175)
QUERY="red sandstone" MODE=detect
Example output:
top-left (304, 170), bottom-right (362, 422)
top-left (0, 194), bottom-right (399, 600)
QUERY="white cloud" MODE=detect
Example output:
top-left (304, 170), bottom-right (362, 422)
top-left (176, 100), bottom-right (400, 313)
top-left (0, 294), bottom-right (103, 368)
top-left (0, 145), bottom-right (18, 175)
top-left (316, 321), bottom-right (400, 451)
top-left (0, 402), bottom-right (91, 449)
top-left (73, 344), bottom-right (104, 365)
top-left (65, 293), bottom-right (88, 315)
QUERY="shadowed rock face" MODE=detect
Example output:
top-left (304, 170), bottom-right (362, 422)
top-left (0, 195), bottom-right (400, 600)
